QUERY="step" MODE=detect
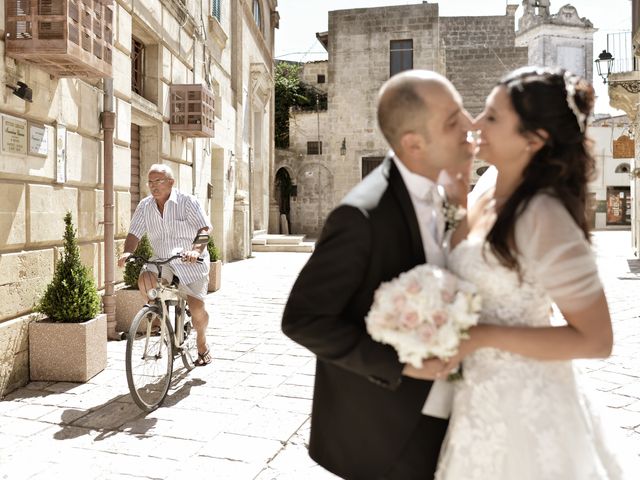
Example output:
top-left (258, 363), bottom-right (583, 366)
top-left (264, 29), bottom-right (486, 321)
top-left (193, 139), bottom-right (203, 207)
top-left (266, 235), bottom-right (305, 245)
top-left (252, 234), bottom-right (306, 246)
top-left (252, 242), bottom-right (315, 253)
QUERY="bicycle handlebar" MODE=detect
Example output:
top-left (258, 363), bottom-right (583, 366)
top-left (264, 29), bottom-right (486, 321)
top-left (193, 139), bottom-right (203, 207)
top-left (126, 253), bottom-right (204, 265)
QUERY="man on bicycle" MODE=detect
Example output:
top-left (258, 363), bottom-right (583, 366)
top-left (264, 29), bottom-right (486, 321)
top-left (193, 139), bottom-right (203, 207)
top-left (118, 164), bottom-right (213, 366)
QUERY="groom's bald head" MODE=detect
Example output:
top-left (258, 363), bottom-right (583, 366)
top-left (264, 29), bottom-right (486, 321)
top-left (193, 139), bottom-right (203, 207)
top-left (377, 70), bottom-right (454, 151)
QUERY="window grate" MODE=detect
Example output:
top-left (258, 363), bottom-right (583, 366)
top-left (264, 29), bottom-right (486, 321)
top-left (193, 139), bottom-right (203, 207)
top-left (211, 0), bottom-right (221, 21)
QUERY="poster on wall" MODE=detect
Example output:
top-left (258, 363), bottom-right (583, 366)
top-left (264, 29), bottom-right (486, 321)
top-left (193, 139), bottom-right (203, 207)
top-left (29, 123), bottom-right (48, 157)
top-left (56, 123), bottom-right (67, 184)
top-left (1, 115), bottom-right (28, 155)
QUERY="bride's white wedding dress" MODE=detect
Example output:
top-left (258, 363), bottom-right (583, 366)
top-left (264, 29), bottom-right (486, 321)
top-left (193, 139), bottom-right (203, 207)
top-left (436, 193), bottom-right (636, 479)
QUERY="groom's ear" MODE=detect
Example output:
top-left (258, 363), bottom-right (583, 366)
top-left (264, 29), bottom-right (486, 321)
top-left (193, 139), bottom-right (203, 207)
top-left (399, 132), bottom-right (427, 154)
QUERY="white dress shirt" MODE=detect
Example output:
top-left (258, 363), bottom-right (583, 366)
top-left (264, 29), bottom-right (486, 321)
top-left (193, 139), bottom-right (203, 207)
top-left (393, 156), bottom-right (453, 420)
top-left (392, 157), bottom-right (445, 267)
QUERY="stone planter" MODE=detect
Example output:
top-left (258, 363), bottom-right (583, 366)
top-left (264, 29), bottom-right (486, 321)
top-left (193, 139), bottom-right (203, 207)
top-left (208, 260), bottom-right (222, 292)
top-left (29, 313), bottom-right (107, 382)
top-left (115, 287), bottom-right (147, 334)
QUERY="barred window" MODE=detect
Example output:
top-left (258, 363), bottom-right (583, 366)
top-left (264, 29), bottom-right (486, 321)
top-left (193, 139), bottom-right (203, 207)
top-left (212, 0), bottom-right (221, 21)
top-left (307, 141), bottom-right (322, 155)
top-left (131, 37), bottom-right (145, 96)
top-left (317, 74), bottom-right (326, 84)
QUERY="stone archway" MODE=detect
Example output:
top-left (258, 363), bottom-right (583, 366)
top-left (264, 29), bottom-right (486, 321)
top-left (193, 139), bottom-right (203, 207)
top-left (275, 167), bottom-right (293, 233)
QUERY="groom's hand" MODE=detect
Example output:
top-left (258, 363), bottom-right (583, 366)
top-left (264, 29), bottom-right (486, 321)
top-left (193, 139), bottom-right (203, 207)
top-left (402, 358), bottom-right (459, 381)
top-left (440, 157), bottom-right (473, 208)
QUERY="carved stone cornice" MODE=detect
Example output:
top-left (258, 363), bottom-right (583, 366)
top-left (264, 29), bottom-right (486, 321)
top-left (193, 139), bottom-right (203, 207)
top-left (608, 72), bottom-right (640, 122)
top-left (609, 80), bottom-right (640, 94)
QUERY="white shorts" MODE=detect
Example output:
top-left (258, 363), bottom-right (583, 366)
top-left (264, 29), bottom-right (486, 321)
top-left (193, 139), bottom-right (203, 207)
top-left (142, 264), bottom-right (208, 301)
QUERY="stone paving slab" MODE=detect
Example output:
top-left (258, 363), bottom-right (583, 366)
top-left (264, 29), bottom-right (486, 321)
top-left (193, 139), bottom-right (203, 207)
top-left (0, 231), bottom-right (638, 479)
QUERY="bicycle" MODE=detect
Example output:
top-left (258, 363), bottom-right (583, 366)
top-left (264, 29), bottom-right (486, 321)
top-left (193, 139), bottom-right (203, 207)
top-left (124, 252), bottom-right (204, 411)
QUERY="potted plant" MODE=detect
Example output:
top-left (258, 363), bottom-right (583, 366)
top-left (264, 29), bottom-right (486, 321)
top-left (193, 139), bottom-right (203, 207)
top-left (115, 234), bottom-right (153, 333)
top-left (207, 237), bottom-right (222, 292)
top-left (29, 212), bottom-right (107, 382)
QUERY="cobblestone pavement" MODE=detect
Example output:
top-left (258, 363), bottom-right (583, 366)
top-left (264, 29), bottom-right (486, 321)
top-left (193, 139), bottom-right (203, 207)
top-left (0, 230), bottom-right (638, 479)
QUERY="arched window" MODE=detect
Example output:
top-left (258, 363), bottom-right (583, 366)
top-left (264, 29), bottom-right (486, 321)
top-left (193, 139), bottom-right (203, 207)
top-left (615, 163), bottom-right (630, 174)
top-left (253, 0), bottom-right (262, 31)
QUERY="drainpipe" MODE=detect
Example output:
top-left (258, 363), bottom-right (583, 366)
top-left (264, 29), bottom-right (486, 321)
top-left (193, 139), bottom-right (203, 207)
top-left (102, 77), bottom-right (121, 340)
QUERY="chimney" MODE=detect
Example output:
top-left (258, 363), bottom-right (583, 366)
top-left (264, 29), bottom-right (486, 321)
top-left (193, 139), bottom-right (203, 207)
top-left (506, 4), bottom-right (519, 17)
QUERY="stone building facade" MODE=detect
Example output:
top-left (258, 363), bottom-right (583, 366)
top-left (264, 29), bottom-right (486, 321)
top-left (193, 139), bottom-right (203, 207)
top-left (275, 2), bottom-right (527, 237)
top-left (607, 0), bottom-right (639, 253)
top-left (0, 0), bottom-right (279, 396)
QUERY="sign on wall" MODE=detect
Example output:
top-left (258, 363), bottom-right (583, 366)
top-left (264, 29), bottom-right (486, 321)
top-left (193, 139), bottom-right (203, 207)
top-left (613, 134), bottom-right (635, 159)
top-left (56, 123), bottom-right (67, 184)
top-left (1, 115), bottom-right (28, 155)
top-left (28, 123), bottom-right (48, 157)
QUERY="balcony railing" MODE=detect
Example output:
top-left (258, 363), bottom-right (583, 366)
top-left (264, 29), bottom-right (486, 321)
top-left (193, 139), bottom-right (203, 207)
top-left (4, 0), bottom-right (113, 78)
top-left (608, 31), bottom-right (638, 73)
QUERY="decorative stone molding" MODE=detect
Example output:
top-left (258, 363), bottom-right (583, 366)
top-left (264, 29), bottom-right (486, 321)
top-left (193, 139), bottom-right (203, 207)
top-left (608, 71), bottom-right (640, 122)
top-left (251, 62), bottom-right (273, 108)
top-left (519, 2), bottom-right (593, 34)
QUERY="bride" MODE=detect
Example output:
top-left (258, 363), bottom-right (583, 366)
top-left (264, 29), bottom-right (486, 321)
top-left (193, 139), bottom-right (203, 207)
top-left (433, 67), bottom-right (637, 479)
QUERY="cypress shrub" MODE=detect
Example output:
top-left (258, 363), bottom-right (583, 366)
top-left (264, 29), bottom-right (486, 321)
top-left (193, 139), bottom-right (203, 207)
top-left (37, 212), bottom-right (101, 323)
top-left (123, 234), bottom-right (153, 288)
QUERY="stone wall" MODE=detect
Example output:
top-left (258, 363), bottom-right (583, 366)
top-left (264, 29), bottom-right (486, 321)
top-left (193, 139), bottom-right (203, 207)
top-left (441, 15), bottom-right (528, 116)
top-left (0, 0), bottom-right (278, 397)
top-left (277, 3), bottom-right (529, 236)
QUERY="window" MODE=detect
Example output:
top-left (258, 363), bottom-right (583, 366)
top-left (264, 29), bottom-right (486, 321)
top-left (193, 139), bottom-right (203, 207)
top-left (361, 156), bottom-right (384, 179)
top-left (390, 39), bottom-right (413, 77)
top-left (253, 0), bottom-right (262, 31)
top-left (307, 141), bottom-right (322, 155)
top-left (317, 74), bottom-right (326, 84)
top-left (212, 0), bottom-right (221, 21)
top-left (131, 37), bottom-right (145, 96)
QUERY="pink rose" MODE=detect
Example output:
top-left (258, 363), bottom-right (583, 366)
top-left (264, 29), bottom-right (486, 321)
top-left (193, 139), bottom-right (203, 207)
top-left (418, 323), bottom-right (436, 341)
top-left (433, 311), bottom-right (448, 327)
top-left (406, 280), bottom-right (422, 294)
top-left (393, 294), bottom-right (407, 310)
top-left (401, 311), bottom-right (420, 329)
top-left (441, 290), bottom-right (454, 303)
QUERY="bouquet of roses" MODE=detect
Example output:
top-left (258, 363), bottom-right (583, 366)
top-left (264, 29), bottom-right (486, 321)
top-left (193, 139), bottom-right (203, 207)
top-left (365, 264), bottom-right (482, 368)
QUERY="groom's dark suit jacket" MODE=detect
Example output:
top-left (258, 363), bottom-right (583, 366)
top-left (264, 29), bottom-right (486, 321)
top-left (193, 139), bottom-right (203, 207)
top-left (282, 157), bottom-right (444, 479)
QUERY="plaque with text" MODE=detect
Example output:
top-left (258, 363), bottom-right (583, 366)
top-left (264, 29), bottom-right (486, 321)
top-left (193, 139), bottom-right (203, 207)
top-left (56, 124), bottom-right (67, 184)
top-left (1, 115), bottom-right (27, 155)
top-left (29, 123), bottom-right (48, 157)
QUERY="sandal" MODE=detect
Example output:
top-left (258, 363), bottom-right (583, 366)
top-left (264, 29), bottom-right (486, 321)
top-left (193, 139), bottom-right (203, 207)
top-left (195, 346), bottom-right (212, 366)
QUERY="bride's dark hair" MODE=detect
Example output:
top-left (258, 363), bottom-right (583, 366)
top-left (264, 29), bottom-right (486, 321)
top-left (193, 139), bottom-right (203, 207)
top-left (486, 67), bottom-right (596, 274)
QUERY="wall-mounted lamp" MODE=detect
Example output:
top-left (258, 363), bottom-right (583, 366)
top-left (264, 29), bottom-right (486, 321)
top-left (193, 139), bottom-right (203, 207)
top-left (340, 138), bottom-right (346, 156)
top-left (6, 81), bottom-right (33, 102)
top-left (594, 50), bottom-right (614, 84)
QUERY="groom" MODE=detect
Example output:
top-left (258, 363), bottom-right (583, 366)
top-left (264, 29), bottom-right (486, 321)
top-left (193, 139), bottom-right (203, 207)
top-left (282, 70), bottom-right (473, 479)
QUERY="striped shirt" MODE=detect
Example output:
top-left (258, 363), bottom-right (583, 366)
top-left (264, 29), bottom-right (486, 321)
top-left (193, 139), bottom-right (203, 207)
top-left (129, 188), bottom-right (211, 285)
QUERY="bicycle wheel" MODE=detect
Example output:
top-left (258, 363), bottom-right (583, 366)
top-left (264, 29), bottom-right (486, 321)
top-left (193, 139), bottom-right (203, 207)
top-left (180, 307), bottom-right (199, 371)
top-left (125, 306), bottom-right (174, 411)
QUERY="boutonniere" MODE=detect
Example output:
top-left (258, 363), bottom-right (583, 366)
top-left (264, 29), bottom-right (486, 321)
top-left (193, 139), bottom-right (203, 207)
top-left (443, 200), bottom-right (466, 232)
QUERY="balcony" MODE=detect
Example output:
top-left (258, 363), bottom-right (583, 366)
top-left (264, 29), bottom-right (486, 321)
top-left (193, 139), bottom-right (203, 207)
top-left (169, 84), bottom-right (215, 138)
top-left (605, 32), bottom-right (640, 116)
top-left (4, 0), bottom-right (113, 78)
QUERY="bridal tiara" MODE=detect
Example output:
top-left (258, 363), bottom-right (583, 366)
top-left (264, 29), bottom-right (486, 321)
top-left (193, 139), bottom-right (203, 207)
top-left (563, 72), bottom-right (587, 133)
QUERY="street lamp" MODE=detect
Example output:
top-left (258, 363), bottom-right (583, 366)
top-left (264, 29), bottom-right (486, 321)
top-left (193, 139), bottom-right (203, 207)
top-left (594, 49), bottom-right (614, 84)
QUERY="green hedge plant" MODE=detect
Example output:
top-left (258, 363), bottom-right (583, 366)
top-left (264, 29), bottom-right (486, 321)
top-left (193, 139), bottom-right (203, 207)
top-left (124, 234), bottom-right (153, 288)
top-left (37, 212), bottom-right (101, 323)
top-left (207, 237), bottom-right (220, 262)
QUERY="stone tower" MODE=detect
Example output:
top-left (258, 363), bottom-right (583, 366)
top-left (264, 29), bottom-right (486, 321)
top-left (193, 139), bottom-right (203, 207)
top-left (516, 1), bottom-right (596, 80)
